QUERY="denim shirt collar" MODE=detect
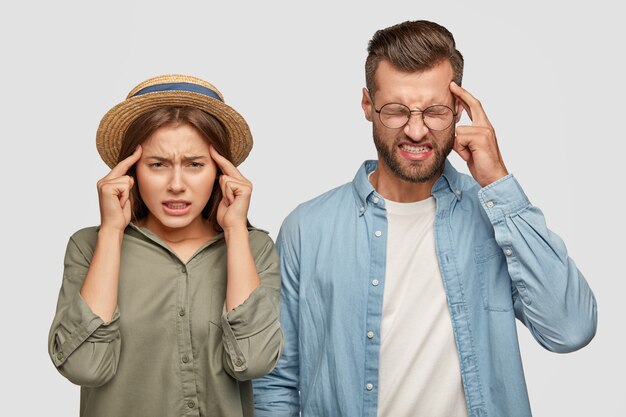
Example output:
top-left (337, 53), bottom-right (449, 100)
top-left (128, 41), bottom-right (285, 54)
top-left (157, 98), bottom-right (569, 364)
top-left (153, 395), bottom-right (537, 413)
top-left (433, 159), bottom-right (464, 199)
top-left (351, 159), bottom-right (463, 213)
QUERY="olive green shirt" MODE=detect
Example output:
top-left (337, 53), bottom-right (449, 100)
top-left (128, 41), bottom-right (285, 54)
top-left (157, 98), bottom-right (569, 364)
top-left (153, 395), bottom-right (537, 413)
top-left (49, 224), bottom-right (283, 417)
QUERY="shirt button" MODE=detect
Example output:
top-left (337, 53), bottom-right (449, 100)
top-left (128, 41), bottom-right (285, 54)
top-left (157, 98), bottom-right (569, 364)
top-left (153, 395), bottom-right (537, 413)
top-left (56, 353), bottom-right (64, 360)
top-left (366, 383), bottom-right (374, 391)
top-left (187, 400), bottom-right (195, 408)
top-left (182, 355), bottom-right (189, 363)
top-left (504, 248), bottom-right (513, 256)
top-left (359, 206), bottom-right (365, 213)
top-left (372, 279), bottom-right (380, 286)
top-left (374, 230), bottom-right (382, 237)
top-left (454, 189), bottom-right (462, 196)
top-left (235, 358), bottom-right (243, 367)
top-left (486, 201), bottom-right (495, 208)
top-left (373, 197), bottom-right (380, 204)
top-left (367, 331), bottom-right (374, 339)
top-left (180, 266), bottom-right (187, 273)
top-left (179, 309), bottom-right (186, 316)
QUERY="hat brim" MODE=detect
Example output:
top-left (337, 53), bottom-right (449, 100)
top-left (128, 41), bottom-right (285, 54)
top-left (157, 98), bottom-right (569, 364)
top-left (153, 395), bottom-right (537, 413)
top-left (96, 90), bottom-right (253, 168)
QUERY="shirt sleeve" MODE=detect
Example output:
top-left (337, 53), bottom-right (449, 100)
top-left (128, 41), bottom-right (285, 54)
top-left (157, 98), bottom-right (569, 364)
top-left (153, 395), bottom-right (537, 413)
top-left (253, 220), bottom-right (301, 417)
top-left (478, 174), bottom-right (598, 353)
top-left (48, 233), bottom-right (121, 387)
top-left (221, 233), bottom-right (284, 381)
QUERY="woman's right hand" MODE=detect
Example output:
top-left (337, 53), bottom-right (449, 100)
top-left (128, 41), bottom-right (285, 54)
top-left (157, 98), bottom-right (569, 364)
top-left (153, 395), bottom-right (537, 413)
top-left (97, 146), bottom-right (143, 232)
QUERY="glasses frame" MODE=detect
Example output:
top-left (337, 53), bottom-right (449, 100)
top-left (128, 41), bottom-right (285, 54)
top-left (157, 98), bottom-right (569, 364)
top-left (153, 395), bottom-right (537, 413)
top-left (373, 101), bottom-right (458, 131)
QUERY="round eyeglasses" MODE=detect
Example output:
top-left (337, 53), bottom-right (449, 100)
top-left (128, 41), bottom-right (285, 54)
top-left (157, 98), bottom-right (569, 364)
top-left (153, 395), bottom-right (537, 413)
top-left (374, 103), bottom-right (457, 131)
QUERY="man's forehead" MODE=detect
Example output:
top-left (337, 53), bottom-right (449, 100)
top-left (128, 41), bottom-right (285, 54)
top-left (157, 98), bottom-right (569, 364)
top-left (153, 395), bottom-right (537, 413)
top-left (373, 60), bottom-right (453, 101)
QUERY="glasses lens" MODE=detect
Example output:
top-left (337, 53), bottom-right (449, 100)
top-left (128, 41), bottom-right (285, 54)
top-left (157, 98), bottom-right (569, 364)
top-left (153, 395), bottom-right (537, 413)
top-left (423, 105), bottom-right (454, 131)
top-left (379, 104), bottom-right (410, 129)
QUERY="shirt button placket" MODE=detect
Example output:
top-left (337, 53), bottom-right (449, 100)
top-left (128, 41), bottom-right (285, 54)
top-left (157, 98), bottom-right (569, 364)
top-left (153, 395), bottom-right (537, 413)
top-left (178, 262), bottom-right (196, 413)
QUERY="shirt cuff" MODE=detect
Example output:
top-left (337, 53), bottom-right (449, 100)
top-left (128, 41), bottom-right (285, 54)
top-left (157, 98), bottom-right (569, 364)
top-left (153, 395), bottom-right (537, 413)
top-left (221, 286), bottom-right (279, 372)
top-left (52, 294), bottom-right (120, 367)
top-left (478, 174), bottom-right (531, 223)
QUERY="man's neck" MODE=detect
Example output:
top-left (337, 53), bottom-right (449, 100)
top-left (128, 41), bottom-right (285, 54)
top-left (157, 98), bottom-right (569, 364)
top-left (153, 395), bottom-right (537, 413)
top-left (369, 162), bottom-right (440, 203)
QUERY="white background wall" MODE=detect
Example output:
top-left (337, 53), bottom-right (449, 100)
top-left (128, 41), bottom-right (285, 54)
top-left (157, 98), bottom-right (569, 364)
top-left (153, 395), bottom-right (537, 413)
top-left (1, 1), bottom-right (623, 415)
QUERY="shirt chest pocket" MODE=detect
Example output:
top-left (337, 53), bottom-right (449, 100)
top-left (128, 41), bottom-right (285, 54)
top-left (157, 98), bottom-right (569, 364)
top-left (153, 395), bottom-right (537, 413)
top-left (189, 271), bottom-right (227, 328)
top-left (208, 279), bottom-right (227, 326)
top-left (474, 238), bottom-right (514, 312)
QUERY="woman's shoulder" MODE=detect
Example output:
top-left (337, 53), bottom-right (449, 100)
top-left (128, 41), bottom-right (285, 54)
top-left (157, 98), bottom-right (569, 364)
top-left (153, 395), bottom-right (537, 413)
top-left (247, 227), bottom-right (275, 249)
top-left (70, 226), bottom-right (100, 245)
top-left (60, 226), bottom-right (100, 262)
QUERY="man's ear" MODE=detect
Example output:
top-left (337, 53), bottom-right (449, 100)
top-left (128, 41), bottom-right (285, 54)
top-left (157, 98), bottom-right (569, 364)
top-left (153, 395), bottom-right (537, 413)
top-left (361, 88), bottom-right (373, 122)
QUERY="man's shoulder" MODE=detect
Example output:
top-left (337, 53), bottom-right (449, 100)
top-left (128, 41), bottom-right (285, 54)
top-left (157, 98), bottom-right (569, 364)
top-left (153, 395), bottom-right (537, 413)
top-left (293, 182), bottom-right (354, 216)
top-left (280, 181), bottom-right (355, 233)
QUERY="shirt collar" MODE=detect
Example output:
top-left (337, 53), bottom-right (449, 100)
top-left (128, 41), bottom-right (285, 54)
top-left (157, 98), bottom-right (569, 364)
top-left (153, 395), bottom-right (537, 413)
top-left (351, 159), bottom-right (463, 214)
top-left (433, 159), bottom-right (464, 199)
top-left (351, 160), bottom-right (378, 214)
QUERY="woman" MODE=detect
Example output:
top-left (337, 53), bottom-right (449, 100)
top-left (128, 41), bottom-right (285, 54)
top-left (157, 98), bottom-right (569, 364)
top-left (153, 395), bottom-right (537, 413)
top-left (48, 75), bottom-right (283, 417)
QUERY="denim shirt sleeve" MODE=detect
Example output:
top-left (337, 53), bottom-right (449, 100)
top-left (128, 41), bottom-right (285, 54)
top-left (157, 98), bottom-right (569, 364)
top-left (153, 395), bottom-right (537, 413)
top-left (253, 217), bottom-right (301, 416)
top-left (48, 235), bottom-right (122, 387)
top-left (221, 236), bottom-right (284, 381)
top-left (478, 174), bottom-right (598, 353)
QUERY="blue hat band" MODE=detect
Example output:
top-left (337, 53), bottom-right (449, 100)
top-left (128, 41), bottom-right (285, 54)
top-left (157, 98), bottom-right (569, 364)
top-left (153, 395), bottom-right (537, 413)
top-left (132, 82), bottom-right (223, 101)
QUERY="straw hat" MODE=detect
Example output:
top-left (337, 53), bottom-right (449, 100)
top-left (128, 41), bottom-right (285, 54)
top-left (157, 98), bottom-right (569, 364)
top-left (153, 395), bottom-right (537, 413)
top-left (96, 74), bottom-right (253, 168)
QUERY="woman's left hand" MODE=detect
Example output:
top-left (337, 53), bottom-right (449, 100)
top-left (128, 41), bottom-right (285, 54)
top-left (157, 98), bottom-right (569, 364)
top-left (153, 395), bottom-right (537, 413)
top-left (209, 146), bottom-right (253, 232)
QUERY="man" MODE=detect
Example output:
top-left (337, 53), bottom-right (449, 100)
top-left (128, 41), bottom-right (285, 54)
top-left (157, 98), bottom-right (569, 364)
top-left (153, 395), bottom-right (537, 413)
top-left (253, 20), bottom-right (597, 417)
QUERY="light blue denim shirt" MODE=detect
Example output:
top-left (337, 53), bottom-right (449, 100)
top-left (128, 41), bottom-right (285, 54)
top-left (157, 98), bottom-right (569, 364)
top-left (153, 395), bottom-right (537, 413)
top-left (254, 160), bottom-right (597, 417)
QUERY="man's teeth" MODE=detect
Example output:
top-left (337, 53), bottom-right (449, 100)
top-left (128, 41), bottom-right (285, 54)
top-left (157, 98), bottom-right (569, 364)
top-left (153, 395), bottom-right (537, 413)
top-left (167, 203), bottom-right (187, 209)
top-left (401, 144), bottom-right (431, 153)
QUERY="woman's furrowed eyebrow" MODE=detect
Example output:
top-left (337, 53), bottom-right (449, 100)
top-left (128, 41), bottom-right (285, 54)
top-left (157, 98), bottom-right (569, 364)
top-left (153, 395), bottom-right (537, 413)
top-left (144, 155), bottom-right (209, 162)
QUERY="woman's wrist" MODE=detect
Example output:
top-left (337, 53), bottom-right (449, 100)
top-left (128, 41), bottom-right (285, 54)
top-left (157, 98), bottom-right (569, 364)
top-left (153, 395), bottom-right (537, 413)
top-left (98, 226), bottom-right (125, 244)
top-left (223, 224), bottom-right (249, 242)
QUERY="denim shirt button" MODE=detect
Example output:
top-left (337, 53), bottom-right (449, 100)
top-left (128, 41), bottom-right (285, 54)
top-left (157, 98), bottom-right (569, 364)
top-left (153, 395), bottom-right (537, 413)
top-left (504, 248), bottom-right (513, 256)
top-left (373, 197), bottom-right (379, 204)
top-left (367, 331), bottom-right (374, 339)
top-left (374, 230), bottom-right (382, 237)
top-left (365, 383), bottom-right (374, 391)
top-left (372, 279), bottom-right (380, 286)
top-left (486, 200), bottom-right (495, 208)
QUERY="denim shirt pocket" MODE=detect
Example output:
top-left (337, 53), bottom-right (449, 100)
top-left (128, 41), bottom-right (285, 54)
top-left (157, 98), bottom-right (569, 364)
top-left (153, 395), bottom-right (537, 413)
top-left (474, 238), bottom-right (514, 312)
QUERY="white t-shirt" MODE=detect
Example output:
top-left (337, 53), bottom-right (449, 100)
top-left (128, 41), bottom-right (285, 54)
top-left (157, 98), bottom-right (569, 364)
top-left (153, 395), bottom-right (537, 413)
top-left (378, 197), bottom-right (468, 417)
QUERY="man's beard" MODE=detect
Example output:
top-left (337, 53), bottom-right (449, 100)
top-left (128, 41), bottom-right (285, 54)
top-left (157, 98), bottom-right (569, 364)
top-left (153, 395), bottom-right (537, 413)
top-left (373, 124), bottom-right (455, 184)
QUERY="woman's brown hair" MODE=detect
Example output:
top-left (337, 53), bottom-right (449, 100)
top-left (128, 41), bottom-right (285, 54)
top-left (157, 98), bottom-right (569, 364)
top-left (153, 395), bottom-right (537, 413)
top-left (117, 106), bottom-right (231, 231)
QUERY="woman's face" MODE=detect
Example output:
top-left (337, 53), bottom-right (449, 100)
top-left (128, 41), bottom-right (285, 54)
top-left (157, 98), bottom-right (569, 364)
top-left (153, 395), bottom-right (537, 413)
top-left (135, 123), bottom-right (217, 235)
